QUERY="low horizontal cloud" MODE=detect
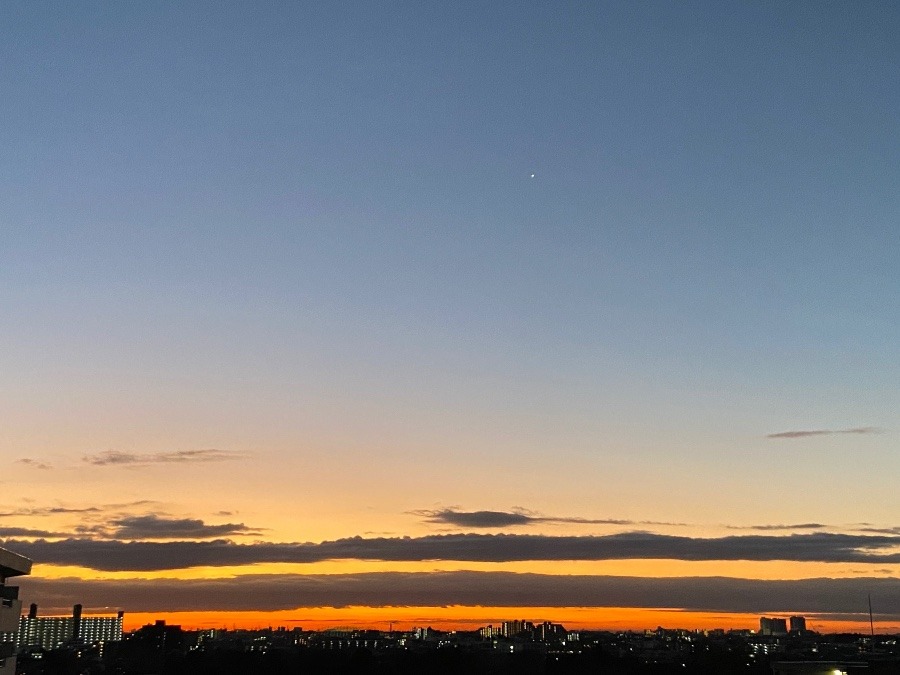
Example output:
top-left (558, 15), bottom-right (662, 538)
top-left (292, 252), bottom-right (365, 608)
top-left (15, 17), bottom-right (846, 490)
top-left (416, 509), bottom-right (535, 528)
top-left (767, 427), bottom-right (882, 439)
top-left (0, 506), bottom-right (101, 518)
top-left (15, 572), bottom-right (900, 619)
top-left (82, 515), bottom-right (261, 540)
top-left (0, 527), bottom-right (70, 538)
top-left (3, 531), bottom-right (900, 572)
top-left (0, 501), bottom-right (160, 519)
top-left (858, 526), bottom-right (900, 536)
top-left (83, 449), bottom-right (245, 466)
top-left (413, 508), bottom-right (684, 529)
top-left (726, 523), bottom-right (826, 531)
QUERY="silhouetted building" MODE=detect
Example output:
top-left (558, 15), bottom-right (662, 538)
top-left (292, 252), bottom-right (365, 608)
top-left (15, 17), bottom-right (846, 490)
top-left (500, 619), bottom-right (534, 637)
top-left (130, 619), bottom-right (185, 653)
top-left (760, 617), bottom-right (788, 636)
top-left (72, 603), bottom-right (82, 641)
top-left (479, 624), bottom-right (498, 639)
top-left (537, 621), bottom-right (566, 641)
top-left (0, 547), bottom-right (32, 675)
top-left (789, 616), bottom-right (807, 633)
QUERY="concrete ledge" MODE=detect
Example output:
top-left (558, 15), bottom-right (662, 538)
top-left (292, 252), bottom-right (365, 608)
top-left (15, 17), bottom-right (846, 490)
top-left (0, 546), bottom-right (32, 579)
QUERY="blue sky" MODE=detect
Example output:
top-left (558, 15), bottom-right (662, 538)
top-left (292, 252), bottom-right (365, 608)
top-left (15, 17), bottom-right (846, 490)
top-left (1, 2), bottom-right (900, 624)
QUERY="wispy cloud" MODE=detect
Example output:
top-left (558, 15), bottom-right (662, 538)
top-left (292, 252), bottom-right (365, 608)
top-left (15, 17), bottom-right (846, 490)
top-left (16, 458), bottom-right (52, 470)
top-left (0, 501), bottom-right (159, 519)
top-left (83, 449), bottom-right (245, 466)
top-left (0, 506), bottom-right (101, 518)
top-left (858, 526), bottom-right (900, 536)
top-left (726, 523), bottom-right (826, 531)
top-left (5, 531), bottom-right (900, 571)
top-left (767, 427), bottom-right (882, 439)
top-left (15, 572), bottom-right (900, 619)
top-left (412, 508), bottom-right (685, 529)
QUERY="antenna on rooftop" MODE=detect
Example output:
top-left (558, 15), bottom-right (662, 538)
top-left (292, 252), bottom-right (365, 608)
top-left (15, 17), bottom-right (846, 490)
top-left (868, 593), bottom-right (875, 653)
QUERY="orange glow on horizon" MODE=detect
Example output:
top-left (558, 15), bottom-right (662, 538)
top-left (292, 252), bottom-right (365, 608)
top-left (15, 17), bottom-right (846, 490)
top-left (121, 606), bottom-right (900, 635)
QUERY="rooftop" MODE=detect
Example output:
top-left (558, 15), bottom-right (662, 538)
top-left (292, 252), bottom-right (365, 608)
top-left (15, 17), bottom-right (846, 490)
top-left (0, 546), bottom-right (32, 579)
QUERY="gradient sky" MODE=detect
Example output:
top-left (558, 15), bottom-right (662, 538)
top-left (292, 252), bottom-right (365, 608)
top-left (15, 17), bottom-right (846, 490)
top-left (2, 1), bottom-right (899, 632)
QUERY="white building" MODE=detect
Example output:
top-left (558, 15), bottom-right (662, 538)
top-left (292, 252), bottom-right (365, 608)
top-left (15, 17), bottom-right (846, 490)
top-left (0, 547), bottom-right (32, 675)
top-left (13, 606), bottom-right (124, 650)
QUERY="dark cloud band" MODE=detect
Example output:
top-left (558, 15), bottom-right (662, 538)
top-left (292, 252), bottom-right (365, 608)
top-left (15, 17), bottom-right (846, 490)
top-left (79, 515), bottom-right (260, 540)
top-left (3, 531), bottom-right (900, 571)
top-left (413, 509), bottom-right (684, 528)
top-left (16, 572), bottom-right (900, 619)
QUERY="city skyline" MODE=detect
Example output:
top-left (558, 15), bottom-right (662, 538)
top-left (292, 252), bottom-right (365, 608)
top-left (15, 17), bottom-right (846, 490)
top-left (2, 2), bottom-right (899, 633)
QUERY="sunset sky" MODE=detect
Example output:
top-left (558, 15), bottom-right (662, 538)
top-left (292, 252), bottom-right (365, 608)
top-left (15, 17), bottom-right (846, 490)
top-left (2, 1), bottom-right (899, 633)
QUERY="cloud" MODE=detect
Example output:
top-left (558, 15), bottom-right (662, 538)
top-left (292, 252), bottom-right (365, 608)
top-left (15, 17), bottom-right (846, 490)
top-left (0, 501), bottom-right (159, 519)
top-left (0, 506), bottom-right (102, 518)
top-left (15, 572), bottom-right (900, 619)
top-left (414, 509), bottom-right (536, 528)
top-left (83, 449), bottom-right (245, 466)
top-left (858, 527), bottom-right (900, 536)
top-left (16, 459), bottom-right (52, 470)
top-left (4, 531), bottom-right (900, 571)
top-left (726, 523), bottom-right (826, 531)
top-left (0, 527), bottom-right (71, 538)
top-left (767, 427), bottom-right (882, 439)
top-left (413, 508), bottom-right (684, 529)
top-left (0, 505), bottom-right (259, 541)
top-left (83, 515), bottom-right (261, 540)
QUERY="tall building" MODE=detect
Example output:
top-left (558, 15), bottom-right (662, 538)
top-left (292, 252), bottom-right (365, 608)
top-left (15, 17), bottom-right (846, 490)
top-left (759, 617), bottom-right (788, 636)
top-left (499, 620), bottom-right (535, 638)
top-left (537, 621), bottom-right (566, 641)
top-left (81, 612), bottom-right (125, 644)
top-left (0, 547), bottom-right (32, 675)
top-left (15, 614), bottom-right (73, 651)
top-left (14, 605), bottom-right (124, 650)
top-left (789, 616), bottom-right (807, 633)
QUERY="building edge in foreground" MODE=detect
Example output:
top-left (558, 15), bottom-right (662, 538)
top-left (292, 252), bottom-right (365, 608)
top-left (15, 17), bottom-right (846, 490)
top-left (0, 547), bottom-right (32, 674)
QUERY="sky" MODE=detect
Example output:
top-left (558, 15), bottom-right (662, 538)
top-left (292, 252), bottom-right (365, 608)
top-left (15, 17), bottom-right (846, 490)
top-left (1, 1), bottom-right (899, 632)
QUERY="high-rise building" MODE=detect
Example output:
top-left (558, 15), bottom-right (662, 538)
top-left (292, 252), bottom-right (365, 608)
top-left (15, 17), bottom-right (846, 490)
top-left (13, 605), bottom-right (123, 650)
top-left (500, 620), bottom-right (523, 638)
top-left (16, 615), bottom-right (73, 651)
top-left (759, 617), bottom-right (787, 636)
top-left (80, 612), bottom-right (125, 645)
top-left (0, 547), bottom-right (32, 675)
top-left (789, 616), bottom-right (807, 633)
top-left (499, 620), bottom-right (535, 638)
top-left (537, 621), bottom-right (566, 641)
top-left (479, 624), bottom-right (497, 639)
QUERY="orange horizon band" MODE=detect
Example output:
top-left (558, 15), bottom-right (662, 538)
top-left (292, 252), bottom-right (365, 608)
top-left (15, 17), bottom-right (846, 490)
top-left (116, 607), bottom-right (900, 635)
